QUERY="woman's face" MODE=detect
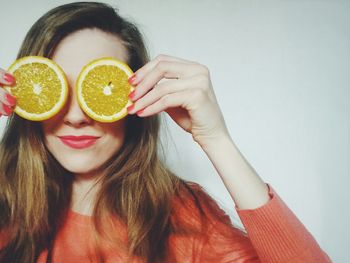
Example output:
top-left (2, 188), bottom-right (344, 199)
top-left (41, 28), bottom-right (129, 177)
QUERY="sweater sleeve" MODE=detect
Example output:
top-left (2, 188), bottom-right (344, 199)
top-left (235, 184), bottom-right (331, 263)
top-left (197, 184), bottom-right (331, 263)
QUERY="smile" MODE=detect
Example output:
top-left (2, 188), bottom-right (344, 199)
top-left (58, 135), bottom-right (100, 149)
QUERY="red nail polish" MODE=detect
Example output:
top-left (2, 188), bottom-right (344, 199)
top-left (5, 94), bottom-right (16, 106)
top-left (128, 74), bottom-right (137, 85)
top-left (127, 104), bottom-right (135, 112)
top-left (3, 104), bottom-right (13, 115)
top-left (128, 91), bottom-right (136, 100)
top-left (136, 109), bottom-right (145, 115)
top-left (3, 73), bottom-right (15, 84)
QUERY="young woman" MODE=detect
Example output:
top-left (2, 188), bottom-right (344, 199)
top-left (0, 2), bottom-right (331, 263)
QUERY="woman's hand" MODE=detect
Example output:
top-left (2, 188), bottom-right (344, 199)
top-left (127, 55), bottom-right (230, 147)
top-left (127, 55), bottom-right (271, 210)
top-left (0, 69), bottom-right (16, 117)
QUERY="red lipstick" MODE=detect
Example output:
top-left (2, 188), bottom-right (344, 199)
top-left (58, 135), bottom-right (100, 149)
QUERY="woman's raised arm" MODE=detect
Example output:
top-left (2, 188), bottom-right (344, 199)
top-left (127, 54), bottom-right (331, 262)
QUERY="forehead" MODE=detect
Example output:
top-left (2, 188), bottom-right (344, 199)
top-left (51, 28), bottom-right (128, 79)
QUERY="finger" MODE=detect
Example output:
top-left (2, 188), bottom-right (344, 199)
top-left (0, 69), bottom-right (16, 86)
top-left (135, 89), bottom-right (194, 117)
top-left (0, 88), bottom-right (16, 107)
top-left (129, 61), bottom-right (207, 101)
top-left (0, 88), bottom-right (16, 116)
top-left (0, 103), bottom-right (14, 116)
top-left (128, 76), bottom-right (199, 114)
top-left (135, 54), bottom-right (196, 77)
top-left (129, 61), bottom-right (189, 101)
top-left (128, 54), bottom-right (197, 85)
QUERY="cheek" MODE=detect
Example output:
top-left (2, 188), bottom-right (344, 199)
top-left (98, 132), bottom-right (125, 155)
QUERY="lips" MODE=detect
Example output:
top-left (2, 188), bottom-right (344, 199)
top-left (58, 135), bottom-right (100, 149)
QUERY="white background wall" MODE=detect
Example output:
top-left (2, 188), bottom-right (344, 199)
top-left (1, 1), bottom-right (349, 262)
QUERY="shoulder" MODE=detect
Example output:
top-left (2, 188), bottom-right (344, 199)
top-left (169, 182), bottom-right (257, 261)
top-left (170, 181), bottom-right (238, 233)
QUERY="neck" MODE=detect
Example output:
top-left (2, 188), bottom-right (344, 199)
top-left (70, 172), bottom-right (103, 216)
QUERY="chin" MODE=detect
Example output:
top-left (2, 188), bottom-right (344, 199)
top-left (62, 163), bottom-right (98, 174)
top-left (56, 155), bottom-right (107, 175)
top-left (45, 139), bottom-right (123, 176)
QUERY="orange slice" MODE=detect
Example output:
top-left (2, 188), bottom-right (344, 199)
top-left (76, 57), bottom-right (134, 122)
top-left (4, 56), bottom-right (68, 121)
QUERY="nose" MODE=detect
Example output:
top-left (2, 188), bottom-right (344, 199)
top-left (63, 87), bottom-right (93, 127)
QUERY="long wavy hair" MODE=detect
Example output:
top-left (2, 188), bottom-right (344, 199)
top-left (0, 2), bottom-right (238, 263)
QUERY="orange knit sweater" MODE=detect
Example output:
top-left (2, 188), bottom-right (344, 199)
top-left (2, 184), bottom-right (331, 262)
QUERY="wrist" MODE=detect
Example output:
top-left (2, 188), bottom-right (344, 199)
top-left (197, 131), bottom-right (235, 153)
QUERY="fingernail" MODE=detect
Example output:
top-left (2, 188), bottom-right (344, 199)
top-left (128, 90), bottom-right (136, 100)
top-left (5, 94), bottom-right (16, 106)
top-left (128, 74), bottom-right (138, 85)
top-left (127, 104), bottom-right (135, 114)
top-left (136, 109), bottom-right (145, 116)
top-left (3, 104), bottom-right (13, 115)
top-left (3, 73), bottom-right (16, 84)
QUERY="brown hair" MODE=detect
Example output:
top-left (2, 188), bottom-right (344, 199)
top-left (0, 2), bottom-right (236, 263)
